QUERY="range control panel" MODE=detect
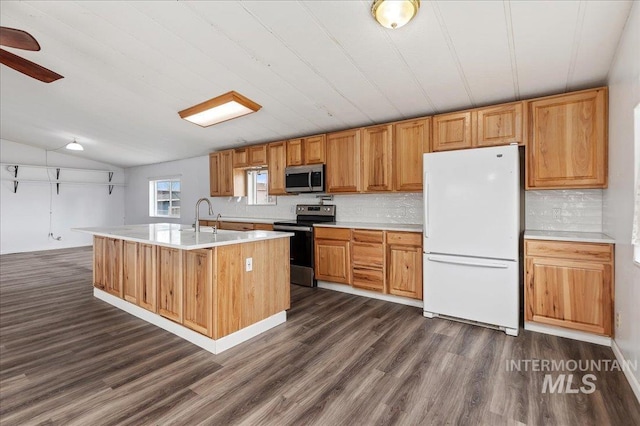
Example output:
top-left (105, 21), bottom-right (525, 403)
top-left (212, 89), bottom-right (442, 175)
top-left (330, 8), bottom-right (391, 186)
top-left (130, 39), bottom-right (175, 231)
top-left (296, 204), bottom-right (336, 217)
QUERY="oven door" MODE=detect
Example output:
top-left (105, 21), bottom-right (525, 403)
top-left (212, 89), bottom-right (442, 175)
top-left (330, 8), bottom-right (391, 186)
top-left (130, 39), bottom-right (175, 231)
top-left (273, 224), bottom-right (315, 286)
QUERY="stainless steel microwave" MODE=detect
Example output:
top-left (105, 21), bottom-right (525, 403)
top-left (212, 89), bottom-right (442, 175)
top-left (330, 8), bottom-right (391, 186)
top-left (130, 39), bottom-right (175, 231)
top-left (285, 164), bottom-right (324, 193)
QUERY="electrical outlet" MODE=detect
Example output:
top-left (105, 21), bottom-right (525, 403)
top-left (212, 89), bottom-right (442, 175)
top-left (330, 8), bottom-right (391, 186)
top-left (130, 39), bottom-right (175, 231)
top-left (552, 208), bottom-right (561, 220)
top-left (616, 312), bottom-right (621, 329)
top-left (245, 257), bottom-right (253, 272)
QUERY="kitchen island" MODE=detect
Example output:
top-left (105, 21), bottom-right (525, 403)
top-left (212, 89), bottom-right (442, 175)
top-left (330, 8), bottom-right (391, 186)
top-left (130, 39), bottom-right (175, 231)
top-left (74, 224), bottom-right (292, 354)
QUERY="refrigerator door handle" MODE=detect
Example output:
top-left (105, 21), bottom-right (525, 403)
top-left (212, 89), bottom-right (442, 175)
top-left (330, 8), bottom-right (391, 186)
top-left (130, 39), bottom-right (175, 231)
top-left (423, 172), bottom-right (429, 238)
top-left (426, 256), bottom-right (509, 269)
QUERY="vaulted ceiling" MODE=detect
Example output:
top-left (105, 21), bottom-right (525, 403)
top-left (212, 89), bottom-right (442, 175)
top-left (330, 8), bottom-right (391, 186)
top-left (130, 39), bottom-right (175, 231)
top-left (0, 1), bottom-right (633, 167)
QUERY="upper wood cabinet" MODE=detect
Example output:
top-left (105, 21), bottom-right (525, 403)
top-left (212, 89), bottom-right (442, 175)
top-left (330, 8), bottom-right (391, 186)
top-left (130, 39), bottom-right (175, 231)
top-left (326, 129), bottom-right (361, 193)
top-left (525, 239), bottom-right (613, 336)
top-left (393, 118), bottom-right (430, 192)
top-left (210, 149), bottom-right (245, 197)
top-left (475, 102), bottom-right (524, 147)
top-left (432, 111), bottom-right (472, 151)
top-left (248, 144), bottom-right (267, 166)
top-left (286, 134), bottom-right (326, 166)
top-left (232, 148), bottom-right (249, 168)
top-left (527, 88), bottom-right (607, 189)
top-left (267, 141), bottom-right (287, 195)
top-left (209, 153), bottom-right (220, 197)
top-left (361, 124), bottom-right (393, 192)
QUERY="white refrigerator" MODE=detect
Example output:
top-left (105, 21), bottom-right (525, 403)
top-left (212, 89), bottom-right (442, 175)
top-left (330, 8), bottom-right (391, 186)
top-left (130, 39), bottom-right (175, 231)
top-left (423, 145), bottom-right (520, 336)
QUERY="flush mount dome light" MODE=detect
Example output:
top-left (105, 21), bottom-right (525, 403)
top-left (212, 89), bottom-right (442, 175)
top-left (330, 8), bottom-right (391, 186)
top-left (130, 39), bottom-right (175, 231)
top-left (372, 0), bottom-right (420, 29)
top-left (178, 91), bottom-right (262, 127)
top-left (65, 139), bottom-right (84, 151)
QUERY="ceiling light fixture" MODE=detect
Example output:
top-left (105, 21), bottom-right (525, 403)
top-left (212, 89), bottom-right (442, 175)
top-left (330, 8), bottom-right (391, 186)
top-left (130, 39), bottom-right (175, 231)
top-left (65, 139), bottom-right (84, 151)
top-left (372, 0), bottom-right (420, 29)
top-left (178, 91), bottom-right (262, 127)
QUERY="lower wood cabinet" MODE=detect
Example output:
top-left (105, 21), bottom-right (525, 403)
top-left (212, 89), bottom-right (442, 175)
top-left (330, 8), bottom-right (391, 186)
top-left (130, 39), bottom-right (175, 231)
top-left (137, 243), bottom-right (157, 312)
top-left (123, 240), bottom-right (139, 304)
top-left (351, 230), bottom-right (385, 292)
top-left (314, 227), bottom-right (352, 284)
top-left (387, 232), bottom-right (423, 300)
top-left (314, 228), bottom-right (423, 300)
top-left (93, 236), bottom-right (123, 298)
top-left (157, 246), bottom-right (183, 323)
top-left (525, 240), bottom-right (614, 336)
top-left (182, 249), bottom-right (213, 337)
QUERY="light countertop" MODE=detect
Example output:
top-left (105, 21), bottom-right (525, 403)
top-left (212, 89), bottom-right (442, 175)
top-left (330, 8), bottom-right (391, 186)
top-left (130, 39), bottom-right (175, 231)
top-left (199, 216), bottom-right (287, 224)
top-left (314, 222), bottom-right (423, 233)
top-left (524, 230), bottom-right (615, 244)
top-left (73, 223), bottom-right (293, 250)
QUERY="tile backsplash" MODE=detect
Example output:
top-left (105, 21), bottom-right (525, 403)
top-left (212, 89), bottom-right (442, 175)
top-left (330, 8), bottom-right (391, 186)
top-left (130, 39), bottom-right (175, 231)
top-left (208, 192), bottom-right (424, 224)
top-left (525, 189), bottom-right (603, 232)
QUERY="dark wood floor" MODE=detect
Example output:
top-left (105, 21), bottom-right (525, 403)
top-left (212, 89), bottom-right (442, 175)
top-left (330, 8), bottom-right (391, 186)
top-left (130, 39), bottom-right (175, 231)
top-left (1, 246), bottom-right (639, 425)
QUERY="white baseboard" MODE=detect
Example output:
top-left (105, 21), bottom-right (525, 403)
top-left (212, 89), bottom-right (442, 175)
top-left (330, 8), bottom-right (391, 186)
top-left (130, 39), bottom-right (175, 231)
top-left (94, 289), bottom-right (286, 355)
top-left (612, 340), bottom-right (640, 404)
top-left (524, 322), bottom-right (612, 346)
top-left (317, 281), bottom-right (423, 308)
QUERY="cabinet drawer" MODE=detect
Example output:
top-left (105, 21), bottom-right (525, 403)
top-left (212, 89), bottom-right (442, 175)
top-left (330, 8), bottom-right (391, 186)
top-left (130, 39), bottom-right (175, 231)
top-left (525, 240), bottom-right (613, 262)
top-left (315, 227), bottom-right (351, 241)
top-left (220, 221), bottom-right (254, 231)
top-left (386, 231), bottom-right (422, 247)
top-left (352, 267), bottom-right (385, 292)
top-left (352, 243), bottom-right (384, 269)
top-left (352, 229), bottom-right (384, 243)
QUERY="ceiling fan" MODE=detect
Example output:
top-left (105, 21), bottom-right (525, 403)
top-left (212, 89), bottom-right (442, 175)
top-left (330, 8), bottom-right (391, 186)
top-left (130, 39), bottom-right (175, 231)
top-left (0, 27), bottom-right (63, 83)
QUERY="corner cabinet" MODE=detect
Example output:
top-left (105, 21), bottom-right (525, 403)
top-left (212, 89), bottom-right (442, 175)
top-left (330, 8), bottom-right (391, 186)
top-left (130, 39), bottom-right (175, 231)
top-left (525, 239), bottom-right (614, 336)
top-left (527, 88), bottom-right (607, 189)
top-left (326, 130), bottom-right (361, 193)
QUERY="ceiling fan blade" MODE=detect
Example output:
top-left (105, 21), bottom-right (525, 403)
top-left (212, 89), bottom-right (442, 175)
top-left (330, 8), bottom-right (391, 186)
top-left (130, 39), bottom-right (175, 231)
top-left (0, 48), bottom-right (63, 83)
top-left (0, 27), bottom-right (40, 51)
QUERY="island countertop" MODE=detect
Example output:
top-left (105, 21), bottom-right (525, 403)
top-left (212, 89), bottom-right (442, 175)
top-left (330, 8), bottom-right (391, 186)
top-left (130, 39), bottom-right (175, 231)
top-left (74, 223), bottom-right (293, 250)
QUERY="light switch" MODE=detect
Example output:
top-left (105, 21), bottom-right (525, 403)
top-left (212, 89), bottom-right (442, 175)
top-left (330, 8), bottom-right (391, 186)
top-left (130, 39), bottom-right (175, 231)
top-left (245, 257), bottom-right (253, 272)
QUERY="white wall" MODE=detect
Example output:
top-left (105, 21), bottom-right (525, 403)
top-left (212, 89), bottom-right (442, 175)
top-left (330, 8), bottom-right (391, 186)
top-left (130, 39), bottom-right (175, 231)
top-left (604, 2), bottom-right (640, 392)
top-left (0, 139), bottom-right (125, 254)
top-left (124, 155), bottom-right (424, 226)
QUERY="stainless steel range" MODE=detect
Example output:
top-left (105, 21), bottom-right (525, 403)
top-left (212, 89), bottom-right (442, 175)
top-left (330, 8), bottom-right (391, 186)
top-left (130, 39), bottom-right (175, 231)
top-left (273, 204), bottom-right (336, 287)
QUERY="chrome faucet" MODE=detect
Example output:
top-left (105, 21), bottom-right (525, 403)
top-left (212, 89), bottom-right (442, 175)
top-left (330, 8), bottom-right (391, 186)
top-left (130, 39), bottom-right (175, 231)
top-left (215, 213), bottom-right (222, 234)
top-left (195, 198), bottom-right (214, 233)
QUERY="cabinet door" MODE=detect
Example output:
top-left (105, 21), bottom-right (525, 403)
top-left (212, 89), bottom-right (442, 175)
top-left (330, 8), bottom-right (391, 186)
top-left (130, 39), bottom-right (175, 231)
top-left (219, 150), bottom-right (234, 196)
top-left (525, 256), bottom-right (612, 336)
top-left (103, 238), bottom-right (123, 298)
top-left (232, 148), bottom-right (249, 168)
top-left (183, 249), bottom-right (213, 337)
top-left (527, 88), bottom-right (607, 189)
top-left (209, 152), bottom-right (221, 196)
top-left (249, 144), bottom-right (267, 166)
top-left (267, 141), bottom-right (287, 195)
top-left (286, 139), bottom-right (304, 166)
top-left (361, 124), bottom-right (393, 192)
top-left (432, 111), bottom-right (472, 151)
top-left (393, 118), bottom-right (430, 192)
top-left (387, 244), bottom-right (422, 300)
top-left (157, 246), bottom-right (183, 323)
top-left (138, 243), bottom-right (157, 312)
top-left (304, 135), bottom-right (326, 164)
top-left (315, 239), bottom-right (351, 284)
top-left (93, 236), bottom-right (106, 289)
top-left (475, 102), bottom-right (523, 147)
top-left (326, 129), bottom-right (361, 193)
top-left (122, 240), bottom-right (138, 304)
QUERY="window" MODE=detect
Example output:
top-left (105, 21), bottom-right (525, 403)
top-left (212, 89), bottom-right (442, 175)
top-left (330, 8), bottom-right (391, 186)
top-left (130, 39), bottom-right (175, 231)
top-left (247, 169), bottom-right (275, 205)
top-left (150, 178), bottom-right (181, 218)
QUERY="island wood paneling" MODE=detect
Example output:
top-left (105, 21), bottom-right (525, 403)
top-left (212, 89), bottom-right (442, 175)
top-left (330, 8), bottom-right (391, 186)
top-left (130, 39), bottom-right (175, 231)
top-left (92, 236), bottom-right (105, 290)
top-left (103, 238), bottom-right (123, 298)
top-left (215, 244), bottom-right (243, 338)
top-left (157, 246), bottom-right (183, 323)
top-left (2, 247), bottom-right (640, 425)
top-left (137, 243), bottom-right (157, 312)
top-left (122, 240), bottom-right (138, 304)
top-left (183, 249), bottom-right (213, 337)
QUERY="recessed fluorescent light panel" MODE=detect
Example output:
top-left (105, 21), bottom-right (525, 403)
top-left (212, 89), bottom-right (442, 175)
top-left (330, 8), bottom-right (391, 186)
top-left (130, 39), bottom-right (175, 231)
top-left (179, 91), bottom-right (261, 127)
